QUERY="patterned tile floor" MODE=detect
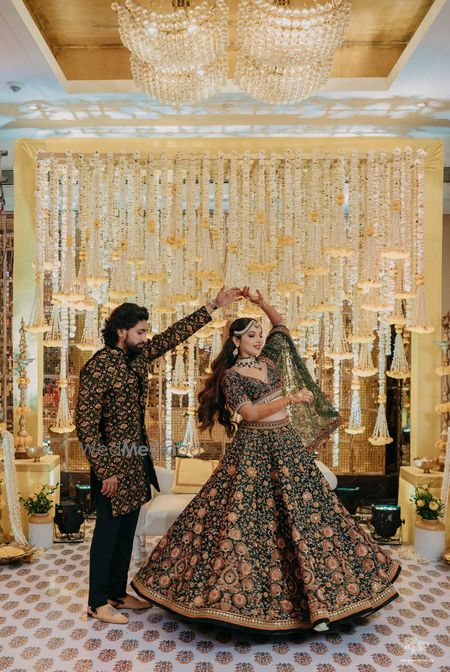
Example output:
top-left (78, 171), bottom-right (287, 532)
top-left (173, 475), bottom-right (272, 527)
top-left (0, 526), bottom-right (449, 672)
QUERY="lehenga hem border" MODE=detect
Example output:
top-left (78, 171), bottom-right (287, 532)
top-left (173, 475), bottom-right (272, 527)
top-left (130, 561), bottom-right (401, 632)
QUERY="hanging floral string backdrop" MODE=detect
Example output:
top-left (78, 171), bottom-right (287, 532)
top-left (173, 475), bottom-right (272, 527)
top-left (28, 148), bottom-right (432, 471)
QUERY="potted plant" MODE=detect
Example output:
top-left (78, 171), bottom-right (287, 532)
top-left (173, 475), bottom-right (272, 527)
top-left (410, 482), bottom-right (445, 561)
top-left (19, 483), bottom-right (59, 549)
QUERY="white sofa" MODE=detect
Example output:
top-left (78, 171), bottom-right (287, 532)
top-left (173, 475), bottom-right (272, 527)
top-left (134, 461), bottom-right (337, 550)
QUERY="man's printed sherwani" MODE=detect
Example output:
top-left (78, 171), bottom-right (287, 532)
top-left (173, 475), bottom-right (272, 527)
top-left (75, 306), bottom-right (212, 516)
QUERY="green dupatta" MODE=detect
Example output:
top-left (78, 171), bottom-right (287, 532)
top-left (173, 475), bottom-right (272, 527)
top-left (261, 324), bottom-right (342, 452)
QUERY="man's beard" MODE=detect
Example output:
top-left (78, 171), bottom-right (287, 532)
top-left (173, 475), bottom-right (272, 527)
top-left (124, 339), bottom-right (144, 359)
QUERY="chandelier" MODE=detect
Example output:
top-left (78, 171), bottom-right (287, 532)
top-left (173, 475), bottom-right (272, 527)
top-left (112, 0), bottom-right (229, 105)
top-left (113, 0), bottom-right (351, 105)
top-left (236, 0), bottom-right (352, 103)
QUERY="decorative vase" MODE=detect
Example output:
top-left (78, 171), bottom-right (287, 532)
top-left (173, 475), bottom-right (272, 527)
top-left (28, 512), bottom-right (54, 549)
top-left (414, 518), bottom-right (445, 561)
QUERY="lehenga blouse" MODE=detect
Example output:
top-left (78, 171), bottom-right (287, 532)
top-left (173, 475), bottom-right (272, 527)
top-left (222, 324), bottom-right (287, 415)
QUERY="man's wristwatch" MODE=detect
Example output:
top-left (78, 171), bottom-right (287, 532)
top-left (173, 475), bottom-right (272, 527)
top-left (209, 299), bottom-right (218, 310)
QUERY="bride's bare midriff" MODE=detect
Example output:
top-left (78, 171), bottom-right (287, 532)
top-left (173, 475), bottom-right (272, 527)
top-left (259, 407), bottom-right (289, 422)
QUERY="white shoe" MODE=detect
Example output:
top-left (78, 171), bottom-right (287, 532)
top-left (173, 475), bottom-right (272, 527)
top-left (313, 622), bottom-right (329, 632)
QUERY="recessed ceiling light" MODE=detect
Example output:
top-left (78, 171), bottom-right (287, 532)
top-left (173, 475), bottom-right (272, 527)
top-left (416, 101), bottom-right (427, 108)
top-left (26, 104), bottom-right (39, 111)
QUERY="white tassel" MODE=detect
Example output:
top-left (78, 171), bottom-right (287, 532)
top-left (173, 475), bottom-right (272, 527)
top-left (50, 385), bottom-right (75, 434)
top-left (77, 310), bottom-right (101, 352)
top-left (110, 243), bottom-right (132, 299)
top-left (170, 347), bottom-right (189, 395)
top-left (44, 304), bottom-right (62, 347)
top-left (345, 380), bottom-right (365, 435)
top-left (353, 343), bottom-right (378, 377)
top-left (54, 238), bottom-right (84, 304)
top-left (26, 274), bottom-right (50, 333)
top-left (407, 282), bottom-right (434, 334)
top-left (181, 413), bottom-right (201, 457)
top-left (87, 223), bottom-right (106, 285)
top-left (386, 329), bottom-right (410, 379)
top-left (369, 402), bottom-right (393, 445)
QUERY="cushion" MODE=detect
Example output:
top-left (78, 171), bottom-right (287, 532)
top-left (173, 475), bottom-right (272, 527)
top-left (172, 457), bottom-right (219, 494)
top-left (137, 493), bottom-right (196, 536)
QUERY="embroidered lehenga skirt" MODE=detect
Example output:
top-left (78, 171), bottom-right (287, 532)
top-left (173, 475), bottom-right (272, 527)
top-left (132, 418), bottom-right (400, 632)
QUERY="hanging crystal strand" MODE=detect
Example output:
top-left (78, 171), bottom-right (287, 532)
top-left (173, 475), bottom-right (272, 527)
top-left (303, 151), bottom-right (329, 278)
top-left (77, 308), bottom-right (101, 352)
top-left (185, 154), bottom-right (198, 303)
top-left (398, 148), bottom-right (415, 308)
top-left (407, 149), bottom-right (434, 334)
top-left (386, 326), bottom-right (410, 379)
top-left (181, 339), bottom-right (201, 457)
top-left (27, 156), bottom-right (50, 333)
top-left (102, 152), bottom-right (115, 269)
top-left (326, 153), bottom-right (352, 258)
top-left (224, 151), bottom-right (242, 291)
top-left (331, 360), bottom-right (341, 468)
top-left (346, 381), bottom-right (365, 435)
top-left (327, 308), bottom-right (352, 361)
top-left (48, 154), bottom-right (60, 276)
top-left (250, 151), bottom-right (270, 273)
top-left (320, 153), bottom-right (332, 253)
top-left (164, 351), bottom-right (173, 468)
top-left (348, 148), bottom-right (360, 283)
top-left (213, 151), bottom-right (225, 281)
top-left (293, 149), bottom-right (304, 273)
top-left (277, 150), bottom-right (298, 295)
top-left (128, 152), bottom-right (144, 265)
top-left (167, 153), bottom-right (188, 304)
top-left (44, 304), bottom-right (62, 348)
top-left (382, 149), bottom-right (409, 260)
top-left (91, 151), bottom-right (109, 274)
top-left (50, 306), bottom-right (75, 434)
top-left (353, 342), bottom-right (377, 377)
top-left (140, 155), bottom-right (164, 281)
top-left (75, 247), bottom-right (96, 312)
top-left (369, 321), bottom-right (393, 446)
top-left (240, 150), bottom-right (252, 284)
top-left (110, 241), bottom-right (131, 300)
top-left (198, 152), bottom-right (214, 289)
top-left (206, 329), bottom-right (222, 373)
top-left (170, 345), bottom-right (189, 394)
top-left (327, 258), bottom-right (352, 360)
top-left (40, 154), bottom-right (52, 272)
top-left (358, 152), bottom-right (382, 290)
top-left (286, 291), bottom-right (300, 337)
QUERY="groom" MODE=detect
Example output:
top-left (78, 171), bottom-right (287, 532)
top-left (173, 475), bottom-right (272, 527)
top-left (76, 287), bottom-right (241, 624)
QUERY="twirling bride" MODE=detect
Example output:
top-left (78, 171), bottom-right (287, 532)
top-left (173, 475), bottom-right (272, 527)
top-left (132, 288), bottom-right (400, 632)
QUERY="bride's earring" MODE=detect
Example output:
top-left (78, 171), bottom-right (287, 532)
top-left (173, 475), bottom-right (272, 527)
top-left (233, 347), bottom-right (238, 357)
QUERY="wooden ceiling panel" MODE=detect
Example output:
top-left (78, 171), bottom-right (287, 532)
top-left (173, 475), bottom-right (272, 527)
top-left (23, 0), bottom-right (437, 81)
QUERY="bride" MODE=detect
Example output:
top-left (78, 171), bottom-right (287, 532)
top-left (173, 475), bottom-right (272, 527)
top-left (131, 288), bottom-right (400, 632)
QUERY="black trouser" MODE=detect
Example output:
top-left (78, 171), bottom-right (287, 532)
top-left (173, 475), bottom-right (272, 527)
top-left (88, 490), bottom-right (140, 609)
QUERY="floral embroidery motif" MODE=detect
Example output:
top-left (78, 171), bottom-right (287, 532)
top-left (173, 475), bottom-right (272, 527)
top-left (76, 307), bottom-right (211, 516)
top-left (132, 325), bottom-right (400, 630)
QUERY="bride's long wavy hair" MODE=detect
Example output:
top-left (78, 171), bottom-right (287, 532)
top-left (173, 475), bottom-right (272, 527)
top-left (197, 317), bottom-right (255, 438)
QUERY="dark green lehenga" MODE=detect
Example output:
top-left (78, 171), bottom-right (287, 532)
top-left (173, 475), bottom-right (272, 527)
top-left (131, 326), bottom-right (400, 631)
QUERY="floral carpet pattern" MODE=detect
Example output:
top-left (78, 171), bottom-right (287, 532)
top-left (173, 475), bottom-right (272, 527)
top-left (0, 529), bottom-right (448, 672)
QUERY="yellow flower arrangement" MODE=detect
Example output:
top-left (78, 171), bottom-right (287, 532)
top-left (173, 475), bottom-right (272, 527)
top-left (410, 482), bottom-right (444, 520)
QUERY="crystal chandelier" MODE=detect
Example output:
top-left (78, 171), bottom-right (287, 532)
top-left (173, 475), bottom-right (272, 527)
top-left (112, 0), bottom-right (229, 105)
top-left (235, 0), bottom-right (352, 103)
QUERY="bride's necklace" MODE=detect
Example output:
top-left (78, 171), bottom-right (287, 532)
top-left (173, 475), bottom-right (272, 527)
top-left (235, 356), bottom-right (263, 372)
